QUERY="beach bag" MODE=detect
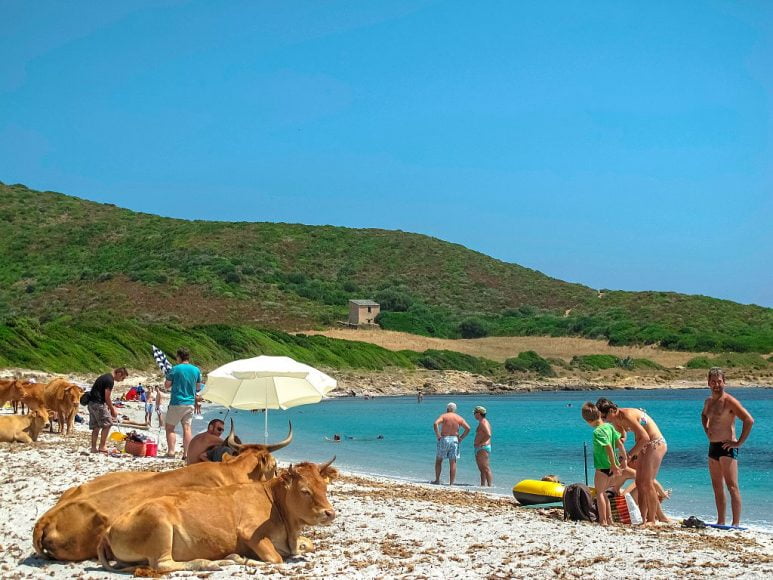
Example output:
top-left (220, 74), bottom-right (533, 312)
top-left (563, 483), bottom-right (598, 522)
top-left (625, 493), bottom-right (643, 525)
top-left (79, 391), bottom-right (91, 405)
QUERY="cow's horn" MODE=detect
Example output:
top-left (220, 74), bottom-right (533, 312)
top-left (266, 421), bottom-right (293, 453)
top-left (319, 456), bottom-right (336, 471)
top-left (225, 418), bottom-right (243, 451)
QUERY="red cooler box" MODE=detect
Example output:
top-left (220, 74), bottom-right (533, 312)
top-left (145, 442), bottom-right (158, 457)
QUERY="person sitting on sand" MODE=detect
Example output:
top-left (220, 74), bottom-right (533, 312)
top-left (432, 402), bottom-right (470, 485)
top-left (582, 402), bottom-right (626, 526)
top-left (596, 397), bottom-right (667, 526)
top-left (185, 419), bottom-right (225, 465)
top-left (88, 367), bottom-right (128, 454)
top-left (472, 405), bottom-right (493, 487)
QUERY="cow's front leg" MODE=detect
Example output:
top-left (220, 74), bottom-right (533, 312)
top-left (148, 558), bottom-right (224, 573)
top-left (248, 538), bottom-right (283, 564)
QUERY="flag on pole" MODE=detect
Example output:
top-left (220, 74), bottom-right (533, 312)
top-left (152, 345), bottom-right (172, 375)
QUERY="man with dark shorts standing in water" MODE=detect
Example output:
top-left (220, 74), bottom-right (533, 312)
top-left (432, 402), bottom-right (470, 485)
top-left (701, 367), bottom-right (755, 526)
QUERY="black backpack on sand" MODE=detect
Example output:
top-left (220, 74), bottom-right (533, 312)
top-left (563, 483), bottom-right (598, 522)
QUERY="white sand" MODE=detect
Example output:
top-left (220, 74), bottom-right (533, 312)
top-left (1, 405), bottom-right (771, 579)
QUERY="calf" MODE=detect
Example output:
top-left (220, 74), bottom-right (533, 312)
top-left (98, 459), bottom-right (337, 574)
top-left (0, 409), bottom-right (50, 443)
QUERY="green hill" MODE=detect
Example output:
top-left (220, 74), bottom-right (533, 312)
top-left (1, 181), bottom-right (771, 373)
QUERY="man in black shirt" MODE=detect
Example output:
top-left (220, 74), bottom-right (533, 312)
top-left (88, 367), bottom-right (128, 453)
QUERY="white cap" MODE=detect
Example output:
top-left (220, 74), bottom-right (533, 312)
top-left (447, 402), bottom-right (457, 412)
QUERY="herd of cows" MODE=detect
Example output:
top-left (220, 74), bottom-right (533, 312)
top-left (0, 377), bottom-right (82, 442)
top-left (1, 377), bottom-right (339, 574)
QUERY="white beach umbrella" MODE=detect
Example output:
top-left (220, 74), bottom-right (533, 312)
top-left (200, 356), bottom-right (337, 442)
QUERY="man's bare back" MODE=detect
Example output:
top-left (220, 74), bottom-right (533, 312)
top-left (186, 432), bottom-right (223, 465)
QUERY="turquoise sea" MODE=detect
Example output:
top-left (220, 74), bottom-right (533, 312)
top-left (200, 388), bottom-right (772, 532)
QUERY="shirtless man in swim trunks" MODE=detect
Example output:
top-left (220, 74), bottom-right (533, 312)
top-left (432, 402), bottom-right (470, 485)
top-left (185, 419), bottom-right (225, 465)
top-left (701, 367), bottom-right (755, 526)
top-left (473, 406), bottom-right (493, 486)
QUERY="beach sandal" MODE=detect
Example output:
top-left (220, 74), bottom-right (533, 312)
top-left (681, 516), bottom-right (707, 529)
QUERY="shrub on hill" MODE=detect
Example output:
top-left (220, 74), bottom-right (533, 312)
top-left (413, 349), bottom-right (500, 375)
top-left (458, 318), bottom-right (489, 339)
top-left (504, 351), bottom-right (555, 377)
top-left (571, 354), bottom-right (619, 370)
top-left (685, 353), bottom-right (770, 370)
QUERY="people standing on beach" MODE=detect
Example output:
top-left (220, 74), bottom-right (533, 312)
top-left (582, 402), bottom-right (626, 526)
top-left (154, 385), bottom-right (165, 427)
top-left (164, 348), bottom-right (202, 460)
top-left (144, 386), bottom-right (155, 426)
top-left (701, 367), bottom-right (755, 527)
top-left (472, 405), bottom-right (493, 486)
top-left (185, 418), bottom-right (225, 465)
top-left (88, 367), bottom-right (128, 454)
top-left (596, 397), bottom-right (667, 526)
top-left (432, 402), bottom-right (470, 485)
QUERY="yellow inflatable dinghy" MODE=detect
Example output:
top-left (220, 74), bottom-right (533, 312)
top-left (512, 479), bottom-right (565, 505)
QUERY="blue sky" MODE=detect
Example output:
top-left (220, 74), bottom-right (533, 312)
top-left (1, 1), bottom-right (771, 307)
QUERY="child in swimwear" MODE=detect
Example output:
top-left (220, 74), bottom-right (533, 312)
top-left (582, 402), bottom-right (627, 526)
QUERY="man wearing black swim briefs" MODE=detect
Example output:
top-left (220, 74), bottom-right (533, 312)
top-left (701, 368), bottom-right (755, 527)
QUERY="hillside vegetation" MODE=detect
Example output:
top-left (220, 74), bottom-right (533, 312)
top-left (1, 181), bottom-right (772, 374)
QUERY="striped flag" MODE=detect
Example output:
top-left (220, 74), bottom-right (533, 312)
top-left (151, 345), bottom-right (172, 375)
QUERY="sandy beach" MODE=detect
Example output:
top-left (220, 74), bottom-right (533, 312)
top-left (1, 402), bottom-right (771, 579)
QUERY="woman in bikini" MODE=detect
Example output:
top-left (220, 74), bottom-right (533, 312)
top-left (596, 398), bottom-right (667, 525)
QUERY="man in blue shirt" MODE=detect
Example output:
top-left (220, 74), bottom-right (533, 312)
top-left (163, 347), bottom-right (202, 459)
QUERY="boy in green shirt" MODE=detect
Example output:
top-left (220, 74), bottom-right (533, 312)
top-left (582, 402), bottom-right (628, 525)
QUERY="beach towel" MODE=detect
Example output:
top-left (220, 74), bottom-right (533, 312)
top-left (152, 345), bottom-right (172, 374)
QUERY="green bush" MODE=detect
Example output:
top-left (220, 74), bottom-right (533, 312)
top-left (685, 353), bottom-right (770, 370)
top-left (458, 318), bottom-right (489, 339)
top-left (412, 349), bottom-right (500, 374)
top-left (571, 354), bottom-right (619, 370)
top-left (504, 351), bottom-right (555, 376)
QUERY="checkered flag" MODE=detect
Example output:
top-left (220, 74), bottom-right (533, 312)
top-left (151, 345), bottom-right (172, 375)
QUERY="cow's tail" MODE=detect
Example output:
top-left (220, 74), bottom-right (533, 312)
top-left (97, 536), bottom-right (137, 573)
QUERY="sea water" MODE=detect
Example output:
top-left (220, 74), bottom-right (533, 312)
top-left (199, 388), bottom-right (772, 532)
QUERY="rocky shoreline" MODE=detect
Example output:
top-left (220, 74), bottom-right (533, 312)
top-left (2, 367), bottom-right (771, 401)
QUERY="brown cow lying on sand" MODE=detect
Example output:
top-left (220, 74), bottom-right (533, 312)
top-left (98, 459), bottom-right (337, 574)
top-left (42, 378), bottom-right (82, 435)
top-left (0, 409), bottom-right (49, 443)
top-left (33, 421), bottom-right (291, 561)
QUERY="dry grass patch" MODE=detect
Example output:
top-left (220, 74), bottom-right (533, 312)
top-left (305, 329), bottom-right (703, 367)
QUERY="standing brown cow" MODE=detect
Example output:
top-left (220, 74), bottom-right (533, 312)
top-left (0, 378), bottom-right (26, 414)
top-left (43, 379), bottom-right (83, 435)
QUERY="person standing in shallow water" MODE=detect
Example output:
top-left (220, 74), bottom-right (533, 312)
top-left (701, 367), bottom-right (754, 527)
top-left (432, 402), bottom-right (470, 485)
top-left (473, 406), bottom-right (493, 486)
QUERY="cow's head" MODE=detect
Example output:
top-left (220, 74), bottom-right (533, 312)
top-left (62, 383), bottom-right (82, 404)
top-left (28, 408), bottom-right (50, 437)
top-left (281, 458), bottom-right (337, 525)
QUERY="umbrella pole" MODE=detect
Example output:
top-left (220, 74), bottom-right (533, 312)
top-left (264, 408), bottom-right (268, 444)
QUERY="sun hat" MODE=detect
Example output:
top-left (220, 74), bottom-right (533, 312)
top-left (473, 405), bottom-right (487, 415)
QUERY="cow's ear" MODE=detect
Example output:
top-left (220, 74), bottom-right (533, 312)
top-left (321, 466), bottom-right (339, 483)
top-left (221, 452), bottom-right (236, 463)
